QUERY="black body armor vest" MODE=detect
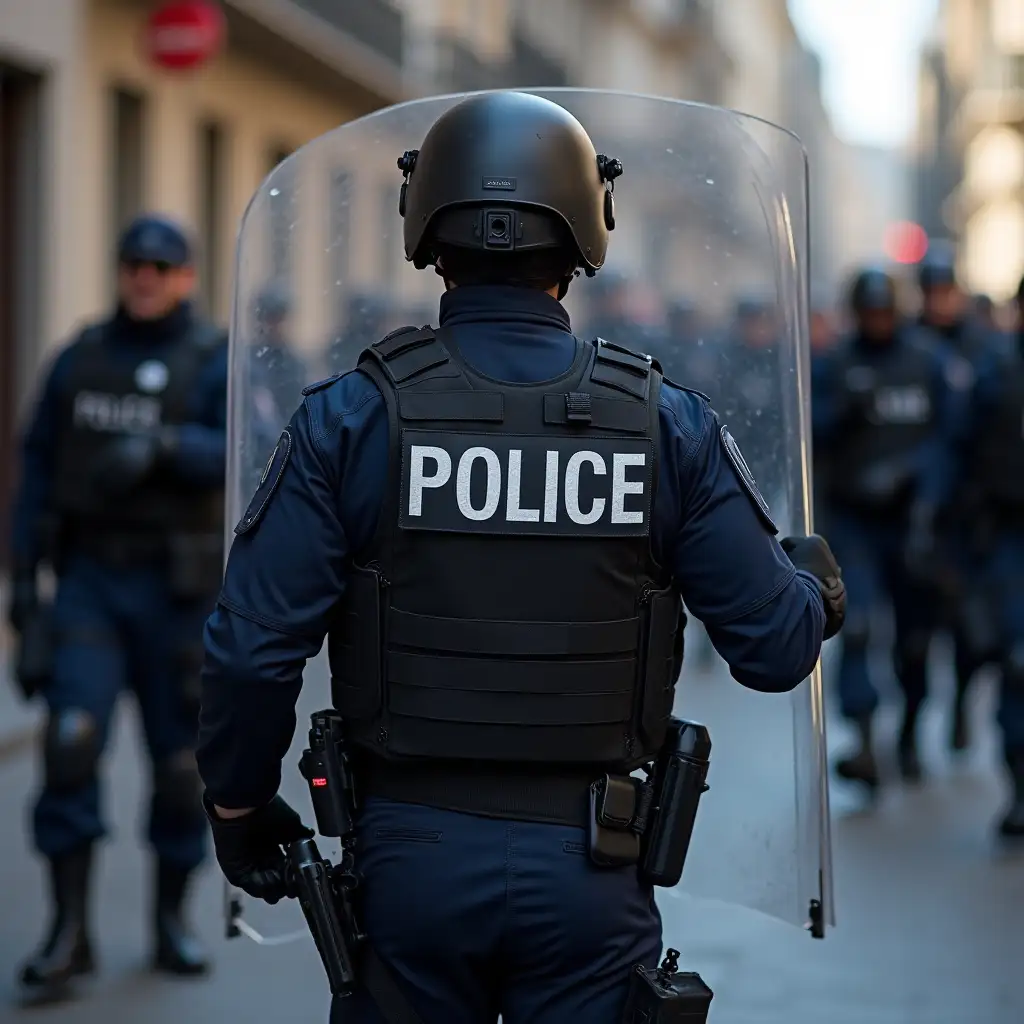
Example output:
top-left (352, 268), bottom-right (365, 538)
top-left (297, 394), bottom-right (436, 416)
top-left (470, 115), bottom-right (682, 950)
top-left (328, 327), bottom-right (683, 804)
top-left (52, 320), bottom-right (224, 536)
top-left (828, 333), bottom-right (940, 511)
top-left (975, 349), bottom-right (1024, 509)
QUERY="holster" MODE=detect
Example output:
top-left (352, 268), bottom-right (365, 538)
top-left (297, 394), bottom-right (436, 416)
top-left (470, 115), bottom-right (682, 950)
top-left (588, 774), bottom-right (648, 868)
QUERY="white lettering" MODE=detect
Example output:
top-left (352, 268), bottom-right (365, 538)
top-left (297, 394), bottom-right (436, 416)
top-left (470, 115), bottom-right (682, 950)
top-left (408, 445), bottom-right (452, 516)
top-left (564, 451), bottom-right (606, 525)
top-left (505, 449), bottom-right (539, 522)
top-left (456, 447), bottom-right (501, 521)
top-left (72, 391), bottom-right (162, 433)
top-left (543, 450), bottom-right (559, 523)
top-left (872, 386), bottom-right (931, 424)
top-left (611, 453), bottom-right (646, 524)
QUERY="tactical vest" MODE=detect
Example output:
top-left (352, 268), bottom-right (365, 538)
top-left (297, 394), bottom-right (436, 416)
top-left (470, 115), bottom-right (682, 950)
top-left (828, 333), bottom-right (940, 511)
top-left (52, 319), bottom-right (225, 535)
top-left (975, 350), bottom-right (1024, 508)
top-left (328, 327), bottom-right (683, 784)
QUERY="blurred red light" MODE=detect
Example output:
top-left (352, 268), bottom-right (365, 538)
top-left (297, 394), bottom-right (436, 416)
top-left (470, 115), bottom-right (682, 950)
top-left (884, 221), bottom-right (929, 265)
top-left (312, 777), bottom-right (327, 787)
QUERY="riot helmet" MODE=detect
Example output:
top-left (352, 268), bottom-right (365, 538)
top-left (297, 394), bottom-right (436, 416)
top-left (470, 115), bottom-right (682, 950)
top-left (398, 91), bottom-right (621, 296)
top-left (849, 267), bottom-right (898, 343)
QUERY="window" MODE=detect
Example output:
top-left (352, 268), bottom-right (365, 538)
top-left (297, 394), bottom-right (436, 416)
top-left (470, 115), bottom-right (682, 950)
top-left (111, 88), bottom-right (146, 244)
top-left (197, 120), bottom-right (226, 317)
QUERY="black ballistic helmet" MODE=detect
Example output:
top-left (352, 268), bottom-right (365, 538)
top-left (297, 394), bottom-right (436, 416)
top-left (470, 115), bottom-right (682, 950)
top-left (398, 92), bottom-right (621, 276)
top-left (849, 268), bottom-right (897, 312)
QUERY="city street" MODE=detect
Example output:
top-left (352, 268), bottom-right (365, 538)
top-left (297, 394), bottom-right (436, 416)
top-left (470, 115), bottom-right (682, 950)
top-left (0, 645), bottom-right (1021, 1024)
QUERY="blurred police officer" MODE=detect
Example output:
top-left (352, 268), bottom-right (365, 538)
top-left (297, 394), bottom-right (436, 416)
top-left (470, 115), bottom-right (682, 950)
top-left (726, 296), bottom-right (779, 417)
top-left (197, 92), bottom-right (845, 1023)
top-left (814, 268), bottom-right (969, 790)
top-left (916, 243), bottom-right (1003, 750)
top-left (250, 281), bottom-right (308, 425)
top-left (962, 274), bottom-right (1024, 837)
top-left (7, 214), bottom-right (226, 991)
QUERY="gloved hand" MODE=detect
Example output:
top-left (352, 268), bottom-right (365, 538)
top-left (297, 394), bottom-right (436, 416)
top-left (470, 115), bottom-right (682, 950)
top-left (7, 566), bottom-right (38, 633)
top-left (204, 793), bottom-right (314, 904)
top-left (94, 433), bottom-right (161, 495)
top-left (781, 534), bottom-right (846, 640)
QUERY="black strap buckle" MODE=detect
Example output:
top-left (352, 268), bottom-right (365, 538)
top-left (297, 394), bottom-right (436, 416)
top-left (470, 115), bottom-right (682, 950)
top-left (565, 391), bottom-right (592, 424)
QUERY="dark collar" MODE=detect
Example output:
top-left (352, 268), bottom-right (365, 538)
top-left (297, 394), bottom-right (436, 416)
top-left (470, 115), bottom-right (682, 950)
top-left (438, 286), bottom-right (572, 333)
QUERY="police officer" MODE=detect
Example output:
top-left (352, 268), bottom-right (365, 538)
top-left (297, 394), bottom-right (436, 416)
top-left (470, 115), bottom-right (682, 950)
top-left (6, 215), bottom-right (226, 990)
top-left (197, 92), bottom-right (845, 1023)
top-left (814, 267), bottom-right (969, 790)
top-left (917, 243), bottom-right (1001, 750)
top-left (963, 273), bottom-right (1024, 837)
top-left (250, 281), bottom-right (308, 429)
top-left (724, 296), bottom-right (779, 419)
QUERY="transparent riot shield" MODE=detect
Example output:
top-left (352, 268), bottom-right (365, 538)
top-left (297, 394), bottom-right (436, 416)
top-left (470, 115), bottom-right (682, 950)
top-left (226, 91), bottom-right (832, 939)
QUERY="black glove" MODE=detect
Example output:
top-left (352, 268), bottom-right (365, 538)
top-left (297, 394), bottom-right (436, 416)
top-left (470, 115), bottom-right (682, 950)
top-left (781, 534), bottom-right (846, 641)
top-left (94, 433), bottom-right (160, 495)
top-left (7, 566), bottom-right (38, 633)
top-left (205, 793), bottom-right (314, 904)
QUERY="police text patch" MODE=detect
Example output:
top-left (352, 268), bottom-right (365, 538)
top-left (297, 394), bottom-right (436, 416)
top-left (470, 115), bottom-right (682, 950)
top-left (399, 430), bottom-right (653, 537)
top-left (234, 430), bottom-right (292, 535)
top-left (720, 425), bottom-right (777, 535)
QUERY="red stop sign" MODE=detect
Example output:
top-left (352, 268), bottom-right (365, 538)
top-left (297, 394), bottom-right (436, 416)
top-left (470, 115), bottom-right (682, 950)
top-left (144, 1), bottom-right (226, 71)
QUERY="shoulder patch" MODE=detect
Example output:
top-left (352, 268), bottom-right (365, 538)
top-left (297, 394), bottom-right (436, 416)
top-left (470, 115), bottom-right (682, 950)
top-left (301, 373), bottom-right (343, 397)
top-left (719, 425), bottom-right (778, 535)
top-left (234, 430), bottom-right (293, 535)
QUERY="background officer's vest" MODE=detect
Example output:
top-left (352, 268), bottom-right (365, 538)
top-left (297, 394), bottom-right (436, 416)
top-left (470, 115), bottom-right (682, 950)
top-left (828, 332), bottom-right (940, 510)
top-left (52, 319), bottom-right (225, 534)
top-left (975, 348), bottom-right (1024, 509)
top-left (330, 327), bottom-right (682, 771)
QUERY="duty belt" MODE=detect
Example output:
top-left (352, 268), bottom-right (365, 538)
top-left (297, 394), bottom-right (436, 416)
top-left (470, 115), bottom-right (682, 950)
top-left (361, 757), bottom-right (597, 827)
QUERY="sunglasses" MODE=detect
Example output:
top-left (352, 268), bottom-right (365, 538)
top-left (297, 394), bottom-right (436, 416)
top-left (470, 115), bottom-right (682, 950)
top-left (123, 259), bottom-right (176, 274)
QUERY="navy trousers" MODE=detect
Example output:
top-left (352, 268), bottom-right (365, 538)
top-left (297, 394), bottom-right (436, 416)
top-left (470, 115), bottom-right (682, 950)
top-left (980, 532), bottom-right (1024, 758)
top-left (826, 510), bottom-right (937, 719)
top-left (32, 554), bottom-right (209, 869)
top-left (330, 798), bottom-right (662, 1024)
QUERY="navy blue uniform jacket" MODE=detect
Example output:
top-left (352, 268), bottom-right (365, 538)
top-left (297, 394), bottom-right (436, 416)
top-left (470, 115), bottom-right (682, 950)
top-left (198, 287), bottom-right (825, 808)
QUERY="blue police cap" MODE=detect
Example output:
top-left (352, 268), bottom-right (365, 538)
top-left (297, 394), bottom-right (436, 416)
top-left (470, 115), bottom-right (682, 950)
top-left (118, 215), bottom-right (192, 266)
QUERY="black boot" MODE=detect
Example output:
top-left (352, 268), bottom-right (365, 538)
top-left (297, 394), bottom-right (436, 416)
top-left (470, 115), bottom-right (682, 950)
top-left (153, 862), bottom-right (210, 976)
top-left (20, 846), bottom-right (96, 989)
top-left (897, 700), bottom-right (924, 782)
top-left (998, 756), bottom-right (1024, 840)
top-left (835, 713), bottom-right (880, 792)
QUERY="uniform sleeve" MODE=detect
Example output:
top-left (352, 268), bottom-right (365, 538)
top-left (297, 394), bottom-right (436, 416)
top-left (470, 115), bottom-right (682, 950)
top-left (168, 338), bottom-right (228, 486)
top-left (196, 372), bottom-right (386, 808)
top-left (9, 344), bottom-right (76, 567)
top-left (654, 388), bottom-right (825, 693)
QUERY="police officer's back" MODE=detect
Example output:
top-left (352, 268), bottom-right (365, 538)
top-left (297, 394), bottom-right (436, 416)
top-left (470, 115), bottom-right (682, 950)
top-left (198, 93), bottom-right (845, 1023)
top-left (6, 215), bottom-right (226, 992)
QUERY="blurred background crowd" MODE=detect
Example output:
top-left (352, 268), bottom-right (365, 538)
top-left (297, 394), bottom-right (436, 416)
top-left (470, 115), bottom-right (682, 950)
top-left (2, 1), bottom-right (1024, 1021)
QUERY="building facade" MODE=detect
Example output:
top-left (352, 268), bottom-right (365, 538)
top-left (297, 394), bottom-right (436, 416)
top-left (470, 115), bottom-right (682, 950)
top-left (915, 0), bottom-right (1024, 300)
